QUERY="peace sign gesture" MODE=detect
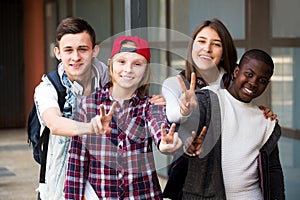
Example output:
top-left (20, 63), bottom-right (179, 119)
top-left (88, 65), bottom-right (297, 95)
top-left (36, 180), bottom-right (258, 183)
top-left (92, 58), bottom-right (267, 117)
top-left (91, 102), bottom-right (117, 135)
top-left (177, 72), bottom-right (198, 116)
top-left (184, 126), bottom-right (207, 156)
top-left (159, 123), bottom-right (182, 153)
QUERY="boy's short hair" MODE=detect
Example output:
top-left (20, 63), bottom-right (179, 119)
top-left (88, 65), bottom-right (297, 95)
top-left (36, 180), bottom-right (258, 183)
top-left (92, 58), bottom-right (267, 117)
top-left (239, 49), bottom-right (274, 76)
top-left (55, 17), bottom-right (96, 48)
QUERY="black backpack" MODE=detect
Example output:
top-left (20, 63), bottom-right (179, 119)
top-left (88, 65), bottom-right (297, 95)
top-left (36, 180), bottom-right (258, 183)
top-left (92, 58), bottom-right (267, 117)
top-left (27, 69), bottom-right (66, 183)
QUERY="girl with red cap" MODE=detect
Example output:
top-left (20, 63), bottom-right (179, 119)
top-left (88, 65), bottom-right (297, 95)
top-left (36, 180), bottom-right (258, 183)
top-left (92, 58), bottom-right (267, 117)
top-left (65, 35), bottom-right (183, 199)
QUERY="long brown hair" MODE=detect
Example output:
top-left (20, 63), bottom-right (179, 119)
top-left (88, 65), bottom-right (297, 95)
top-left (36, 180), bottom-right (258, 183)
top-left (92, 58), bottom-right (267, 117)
top-left (185, 18), bottom-right (237, 82)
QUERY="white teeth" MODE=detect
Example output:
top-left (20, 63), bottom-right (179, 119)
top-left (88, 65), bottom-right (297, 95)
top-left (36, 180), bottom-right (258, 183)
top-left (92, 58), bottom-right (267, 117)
top-left (121, 75), bottom-right (133, 80)
top-left (200, 55), bottom-right (212, 60)
top-left (244, 88), bottom-right (253, 94)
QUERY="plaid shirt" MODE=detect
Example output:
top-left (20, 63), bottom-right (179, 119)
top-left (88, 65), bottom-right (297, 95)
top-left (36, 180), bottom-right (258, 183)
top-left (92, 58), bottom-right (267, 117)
top-left (65, 85), bottom-right (169, 200)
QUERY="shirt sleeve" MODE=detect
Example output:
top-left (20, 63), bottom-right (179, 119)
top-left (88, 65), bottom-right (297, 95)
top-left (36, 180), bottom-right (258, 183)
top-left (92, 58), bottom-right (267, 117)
top-left (146, 103), bottom-right (170, 148)
top-left (34, 75), bottom-right (60, 125)
top-left (162, 76), bottom-right (183, 123)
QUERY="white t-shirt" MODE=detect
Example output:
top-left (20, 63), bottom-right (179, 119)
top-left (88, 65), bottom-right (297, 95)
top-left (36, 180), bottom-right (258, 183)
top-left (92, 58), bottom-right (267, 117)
top-left (206, 86), bottom-right (276, 200)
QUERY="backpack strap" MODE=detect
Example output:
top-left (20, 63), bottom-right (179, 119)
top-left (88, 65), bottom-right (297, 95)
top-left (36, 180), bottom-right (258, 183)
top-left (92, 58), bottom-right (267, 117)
top-left (38, 69), bottom-right (66, 183)
top-left (47, 70), bottom-right (67, 110)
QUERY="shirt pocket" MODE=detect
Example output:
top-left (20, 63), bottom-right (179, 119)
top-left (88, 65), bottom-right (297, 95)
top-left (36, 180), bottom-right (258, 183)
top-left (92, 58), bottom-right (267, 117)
top-left (125, 116), bottom-right (149, 145)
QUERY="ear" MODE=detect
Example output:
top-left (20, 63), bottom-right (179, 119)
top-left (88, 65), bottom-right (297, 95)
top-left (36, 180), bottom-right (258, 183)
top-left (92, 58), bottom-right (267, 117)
top-left (54, 47), bottom-right (61, 60)
top-left (107, 58), bottom-right (111, 66)
top-left (233, 64), bottom-right (240, 79)
top-left (92, 45), bottom-right (100, 58)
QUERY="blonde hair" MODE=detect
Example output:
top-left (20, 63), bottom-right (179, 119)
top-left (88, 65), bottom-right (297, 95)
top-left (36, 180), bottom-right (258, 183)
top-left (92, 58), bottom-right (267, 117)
top-left (108, 40), bottom-right (151, 97)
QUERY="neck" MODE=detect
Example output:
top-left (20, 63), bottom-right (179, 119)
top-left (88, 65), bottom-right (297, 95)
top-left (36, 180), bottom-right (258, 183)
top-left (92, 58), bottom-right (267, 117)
top-left (196, 67), bottom-right (220, 84)
top-left (110, 86), bottom-right (136, 104)
top-left (72, 68), bottom-right (95, 96)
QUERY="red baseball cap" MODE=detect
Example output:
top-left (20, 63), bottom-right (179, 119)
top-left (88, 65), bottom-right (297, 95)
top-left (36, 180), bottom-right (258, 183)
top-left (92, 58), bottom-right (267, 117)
top-left (110, 36), bottom-right (151, 63)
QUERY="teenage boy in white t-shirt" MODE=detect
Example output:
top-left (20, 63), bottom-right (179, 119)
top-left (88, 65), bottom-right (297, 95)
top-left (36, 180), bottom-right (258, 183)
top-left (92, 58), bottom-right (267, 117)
top-left (179, 49), bottom-right (285, 200)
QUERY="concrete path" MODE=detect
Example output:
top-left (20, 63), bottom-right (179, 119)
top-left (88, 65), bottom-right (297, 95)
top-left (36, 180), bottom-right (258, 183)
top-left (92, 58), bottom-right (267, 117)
top-left (0, 129), bottom-right (168, 200)
top-left (0, 128), bottom-right (39, 200)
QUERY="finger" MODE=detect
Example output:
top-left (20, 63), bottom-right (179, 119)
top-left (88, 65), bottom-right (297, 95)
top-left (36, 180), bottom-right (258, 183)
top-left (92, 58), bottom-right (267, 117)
top-left (190, 72), bottom-right (196, 91)
top-left (153, 101), bottom-right (166, 106)
top-left (264, 108), bottom-right (271, 115)
top-left (99, 104), bottom-right (106, 116)
top-left (161, 123), bottom-right (167, 138)
top-left (195, 148), bottom-right (201, 156)
top-left (198, 126), bottom-right (207, 141)
top-left (149, 95), bottom-right (157, 103)
top-left (107, 102), bottom-right (117, 116)
top-left (169, 123), bottom-right (176, 137)
top-left (177, 75), bottom-right (188, 93)
top-left (172, 132), bottom-right (179, 147)
top-left (149, 94), bottom-right (159, 101)
top-left (185, 102), bottom-right (191, 110)
top-left (186, 144), bottom-right (196, 156)
top-left (191, 130), bottom-right (197, 140)
top-left (179, 100), bottom-right (190, 115)
top-left (271, 114), bottom-right (277, 121)
top-left (173, 132), bottom-right (179, 142)
top-left (150, 95), bottom-right (166, 106)
top-left (258, 105), bottom-right (266, 110)
top-left (193, 127), bottom-right (207, 153)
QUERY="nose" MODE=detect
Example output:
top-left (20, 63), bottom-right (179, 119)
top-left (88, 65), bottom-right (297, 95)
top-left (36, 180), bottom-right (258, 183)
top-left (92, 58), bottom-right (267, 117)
top-left (248, 77), bottom-right (258, 88)
top-left (123, 62), bottom-right (133, 72)
top-left (71, 50), bottom-right (80, 61)
top-left (203, 42), bottom-right (212, 52)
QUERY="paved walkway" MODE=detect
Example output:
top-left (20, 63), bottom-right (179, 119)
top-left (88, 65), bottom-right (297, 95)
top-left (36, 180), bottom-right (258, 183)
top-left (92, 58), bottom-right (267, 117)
top-left (0, 129), bottom-right (168, 200)
top-left (3, 128), bottom-right (299, 199)
top-left (0, 128), bottom-right (39, 200)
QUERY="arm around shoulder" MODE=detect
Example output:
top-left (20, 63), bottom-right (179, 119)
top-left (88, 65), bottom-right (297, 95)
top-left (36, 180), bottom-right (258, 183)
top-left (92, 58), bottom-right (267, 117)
top-left (35, 79), bottom-right (94, 136)
top-left (41, 107), bottom-right (94, 136)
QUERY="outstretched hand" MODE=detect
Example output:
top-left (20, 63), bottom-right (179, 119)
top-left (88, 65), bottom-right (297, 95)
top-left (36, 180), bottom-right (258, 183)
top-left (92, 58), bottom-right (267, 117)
top-left (91, 102), bottom-right (117, 135)
top-left (159, 123), bottom-right (182, 153)
top-left (177, 72), bottom-right (198, 116)
top-left (184, 126), bottom-right (207, 156)
top-left (259, 105), bottom-right (278, 123)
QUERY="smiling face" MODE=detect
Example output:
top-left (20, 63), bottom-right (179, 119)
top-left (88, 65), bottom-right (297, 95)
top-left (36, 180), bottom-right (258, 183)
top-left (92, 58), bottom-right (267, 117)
top-left (110, 52), bottom-right (148, 94)
top-left (192, 26), bottom-right (223, 73)
top-left (228, 58), bottom-right (272, 103)
top-left (54, 31), bottom-right (99, 82)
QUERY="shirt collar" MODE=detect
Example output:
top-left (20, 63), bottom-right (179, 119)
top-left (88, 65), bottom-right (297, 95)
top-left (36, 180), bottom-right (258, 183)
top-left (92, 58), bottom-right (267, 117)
top-left (103, 84), bottom-right (142, 105)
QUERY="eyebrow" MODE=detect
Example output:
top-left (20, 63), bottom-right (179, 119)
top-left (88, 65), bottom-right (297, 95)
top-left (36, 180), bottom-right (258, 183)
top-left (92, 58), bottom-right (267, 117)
top-left (62, 45), bottom-right (90, 49)
top-left (196, 36), bottom-right (221, 43)
top-left (246, 68), bottom-right (270, 78)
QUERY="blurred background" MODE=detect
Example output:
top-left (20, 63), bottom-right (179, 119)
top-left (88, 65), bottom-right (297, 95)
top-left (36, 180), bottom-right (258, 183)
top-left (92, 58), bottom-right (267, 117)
top-left (0, 0), bottom-right (299, 199)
